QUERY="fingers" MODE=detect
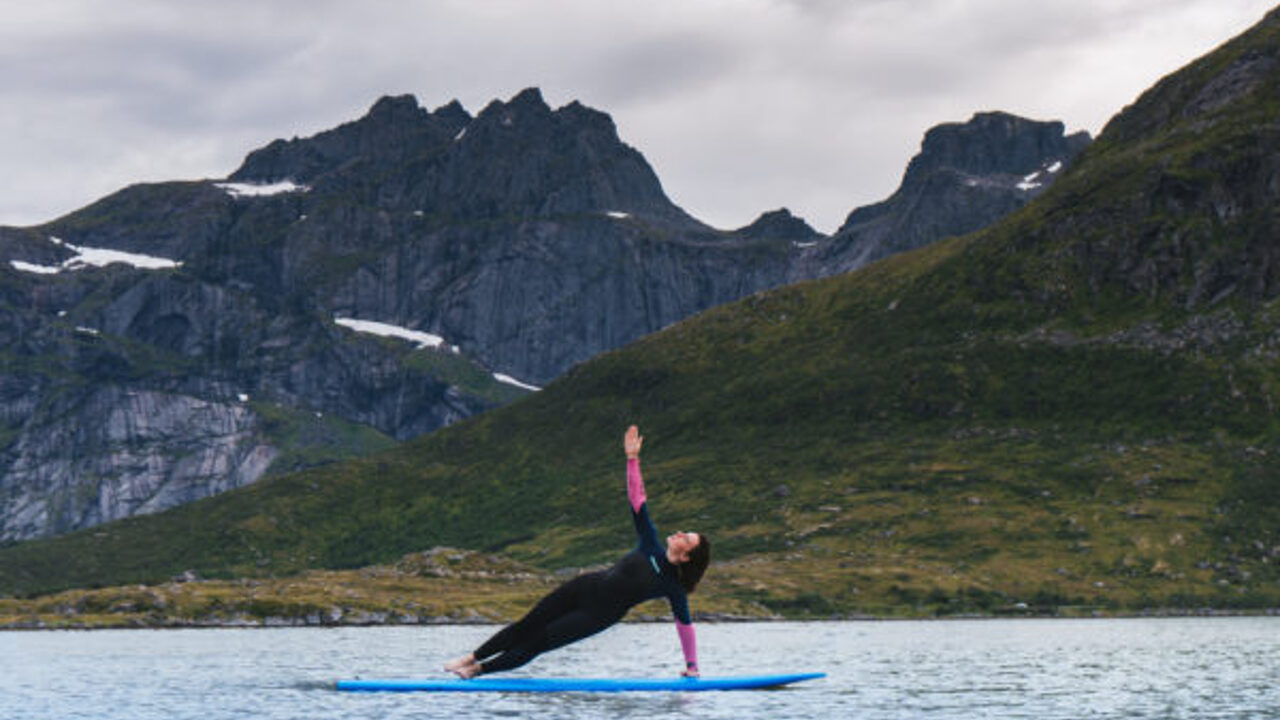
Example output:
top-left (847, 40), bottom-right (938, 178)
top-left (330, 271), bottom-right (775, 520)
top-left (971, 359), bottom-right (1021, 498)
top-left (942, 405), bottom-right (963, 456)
top-left (624, 425), bottom-right (644, 457)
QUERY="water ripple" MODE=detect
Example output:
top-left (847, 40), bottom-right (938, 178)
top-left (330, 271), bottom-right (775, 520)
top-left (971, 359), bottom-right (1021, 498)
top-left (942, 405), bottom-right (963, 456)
top-left (0, 618), bottom-right (1277, 719)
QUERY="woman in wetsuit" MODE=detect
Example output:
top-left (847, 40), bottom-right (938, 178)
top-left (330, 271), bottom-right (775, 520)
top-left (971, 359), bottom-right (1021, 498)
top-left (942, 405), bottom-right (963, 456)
top-left (444, 425), bottom-right (711, 679)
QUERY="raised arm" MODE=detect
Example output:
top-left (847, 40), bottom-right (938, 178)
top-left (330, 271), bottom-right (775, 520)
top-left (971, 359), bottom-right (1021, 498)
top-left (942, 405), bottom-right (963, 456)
top-left (625, 427), bottom-right (662, 554)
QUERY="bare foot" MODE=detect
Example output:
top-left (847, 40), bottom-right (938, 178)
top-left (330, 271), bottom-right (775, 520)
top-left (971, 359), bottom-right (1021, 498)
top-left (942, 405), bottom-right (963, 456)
top-left (443, 653), bottom-right (475, 676)
top-left (456, 660), bottom-right (481, 680)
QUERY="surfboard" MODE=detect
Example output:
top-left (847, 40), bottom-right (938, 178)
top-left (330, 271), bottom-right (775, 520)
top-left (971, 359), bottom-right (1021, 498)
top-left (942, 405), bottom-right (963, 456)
top-left (335, 672), bottom-right (825, 693)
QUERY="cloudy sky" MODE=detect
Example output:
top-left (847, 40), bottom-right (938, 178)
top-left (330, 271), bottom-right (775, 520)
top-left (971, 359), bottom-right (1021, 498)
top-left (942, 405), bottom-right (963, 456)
top-left (2, 1), bottom-right (1275, 233)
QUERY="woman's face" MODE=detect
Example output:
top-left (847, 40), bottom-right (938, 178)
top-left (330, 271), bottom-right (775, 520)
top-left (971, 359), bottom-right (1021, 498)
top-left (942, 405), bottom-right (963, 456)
top-left (666, 531), bottom-right (701, 562)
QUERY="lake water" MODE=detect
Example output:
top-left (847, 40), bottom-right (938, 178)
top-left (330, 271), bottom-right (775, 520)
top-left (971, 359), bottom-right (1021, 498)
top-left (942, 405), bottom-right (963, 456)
top-left (2, 618), bottom-right (1277, 719)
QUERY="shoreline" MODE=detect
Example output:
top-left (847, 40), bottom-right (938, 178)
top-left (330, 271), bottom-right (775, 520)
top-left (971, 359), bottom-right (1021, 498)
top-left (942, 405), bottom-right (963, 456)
top-left (4, 606), bottom-right (1278, 631)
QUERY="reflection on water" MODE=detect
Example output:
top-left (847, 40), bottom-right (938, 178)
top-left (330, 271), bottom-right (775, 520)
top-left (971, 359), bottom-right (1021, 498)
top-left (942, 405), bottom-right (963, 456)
top-left (1, 617), bottom-right (1277, 719)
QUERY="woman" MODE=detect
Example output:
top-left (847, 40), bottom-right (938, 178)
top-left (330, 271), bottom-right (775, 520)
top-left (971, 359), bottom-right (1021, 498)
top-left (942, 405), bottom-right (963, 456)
top-left (444, 425), bottom-right (711, 679)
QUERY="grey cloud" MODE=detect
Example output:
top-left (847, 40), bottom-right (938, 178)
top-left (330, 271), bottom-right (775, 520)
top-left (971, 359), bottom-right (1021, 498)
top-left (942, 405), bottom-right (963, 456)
top-left (579, 32), bottom-right (744, 108)
top-left (0, 0), bottom-right (1275, 230)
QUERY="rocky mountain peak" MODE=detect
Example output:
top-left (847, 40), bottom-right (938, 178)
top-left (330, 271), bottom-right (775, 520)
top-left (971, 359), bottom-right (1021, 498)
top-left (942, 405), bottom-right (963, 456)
top-left (222, 87), bottom-right (690, 223)
top-left (365, 94), bottom-right (428, 124)
top-left (471, 87), bottom-right (556, 133)
top-left (737, 208), bottom-right (823, 241)
top-left (812, 111), bottom-right (1091, 275)
top-left (469, 88), bottom-right (616, 139)
top-left (506, 86), bottom-right (551, 113)
top-left (438, 88), bottom-right (695, 222)
top-left (228, 94), bottom-right (464, 185)
top-left (903, 111), bottom-right (1091, 185)
top-left (430, 99), bottom-right (472, 130)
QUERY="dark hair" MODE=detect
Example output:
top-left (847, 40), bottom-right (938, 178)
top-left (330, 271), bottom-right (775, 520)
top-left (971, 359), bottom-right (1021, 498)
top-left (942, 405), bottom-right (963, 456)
top-left (676, 534), bottom-right (711, 593)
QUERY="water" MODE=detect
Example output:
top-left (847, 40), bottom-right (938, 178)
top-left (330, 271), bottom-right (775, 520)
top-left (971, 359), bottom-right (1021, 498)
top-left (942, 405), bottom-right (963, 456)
top-left (2, 618), bottom-right (1277, 719)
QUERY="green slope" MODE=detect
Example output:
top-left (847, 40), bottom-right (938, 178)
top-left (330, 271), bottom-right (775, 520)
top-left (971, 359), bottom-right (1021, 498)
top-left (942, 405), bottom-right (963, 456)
top-left (2, 9), bottom-right (1279, 616)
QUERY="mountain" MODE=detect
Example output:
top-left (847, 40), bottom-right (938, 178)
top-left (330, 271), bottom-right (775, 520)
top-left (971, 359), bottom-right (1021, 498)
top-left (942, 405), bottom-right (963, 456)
top-left (1, 6), bottom-right (1277, 618)
top-left (736, 208), bottom-right (823, 243)
top-left (0, 88), bottom-right (780, 542)
top-left (793, 112), bottom-right (1091, 277)
top-left (0, 88), bottom-right (1079, 543)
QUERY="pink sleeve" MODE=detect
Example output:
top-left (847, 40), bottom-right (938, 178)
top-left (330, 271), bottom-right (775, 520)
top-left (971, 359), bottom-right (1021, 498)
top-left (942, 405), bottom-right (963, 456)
top-left (626, 457), bottom-right (646, 512)
top-left (676, 621), bottom-right (698, 671)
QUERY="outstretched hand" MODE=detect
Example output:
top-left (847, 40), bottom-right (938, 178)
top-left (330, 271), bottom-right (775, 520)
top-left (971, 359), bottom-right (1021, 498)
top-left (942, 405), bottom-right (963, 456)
top-left (624, 425), bottom-right (643, 459)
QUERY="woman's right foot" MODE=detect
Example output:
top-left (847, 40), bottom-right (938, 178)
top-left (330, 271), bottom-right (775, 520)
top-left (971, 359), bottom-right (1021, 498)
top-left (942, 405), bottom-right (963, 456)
top-left (443, 653), bottom-right (475, 677)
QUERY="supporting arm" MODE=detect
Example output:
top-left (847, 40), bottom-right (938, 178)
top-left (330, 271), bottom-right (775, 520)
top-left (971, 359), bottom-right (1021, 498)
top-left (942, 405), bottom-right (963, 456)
top-left (676, 621), bottom-right (699, 677)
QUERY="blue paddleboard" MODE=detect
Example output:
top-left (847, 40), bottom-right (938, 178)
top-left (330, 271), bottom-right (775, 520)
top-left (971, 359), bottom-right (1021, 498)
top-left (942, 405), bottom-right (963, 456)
top-left (336, 672), bottom-right (825, 693)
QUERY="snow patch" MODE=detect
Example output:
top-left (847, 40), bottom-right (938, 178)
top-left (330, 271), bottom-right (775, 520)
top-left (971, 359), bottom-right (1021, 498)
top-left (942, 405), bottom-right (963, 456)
top-left (454, 128), bottom-right (467, 141)
top-left (333, 316), bottom-right (459, 352)
top-left (237, 393), bottom-right (250, 403)
top-left (75, 326), bottom-right (100, 336)
top-left (333, 317), bottom-right (538, 391)
top-left (1047, 160), bottom-right (1063, 173)
top-left (605, 211), bottom-right (631, 220)
top-left (493, 373), bottom-right (541, 392)
top-left (60, 242), bottom-right (183, 271)
top-left (9, 260), bottom-right (60, 274)
top-left (1016, 171), bottom-right (1043, 191)
top-left (214, 180), bottom-right (309, 198)
top-left (11, 236), bottom-right (181, 275)
top-left (792, 241), bottom-right (819, 249)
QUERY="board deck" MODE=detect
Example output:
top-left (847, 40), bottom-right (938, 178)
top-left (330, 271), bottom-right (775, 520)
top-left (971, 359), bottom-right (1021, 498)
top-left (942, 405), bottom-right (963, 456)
top-left (335, 672), bottom-right (825, 693)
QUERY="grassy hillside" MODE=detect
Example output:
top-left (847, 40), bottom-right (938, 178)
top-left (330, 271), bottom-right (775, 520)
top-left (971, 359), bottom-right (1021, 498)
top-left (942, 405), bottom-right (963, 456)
top-left (2, 9), bottom-right (1279, 618)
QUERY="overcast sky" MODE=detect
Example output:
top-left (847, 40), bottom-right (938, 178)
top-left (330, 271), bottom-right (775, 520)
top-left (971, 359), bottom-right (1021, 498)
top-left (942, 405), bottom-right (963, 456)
top-left (2, 0), bottom-right (1275, 234)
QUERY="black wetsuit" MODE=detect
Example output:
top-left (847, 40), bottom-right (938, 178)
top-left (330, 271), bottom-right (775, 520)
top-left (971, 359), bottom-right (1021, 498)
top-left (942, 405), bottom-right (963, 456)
top-left (471, 459), bottom-right (694, 674)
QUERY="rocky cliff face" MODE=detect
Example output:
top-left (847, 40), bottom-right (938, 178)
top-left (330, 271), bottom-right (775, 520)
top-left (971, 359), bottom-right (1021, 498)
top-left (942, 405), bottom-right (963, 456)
top-left (0, 87), bottom-right (1084, 541)
top-left (2, 387), bottom-right (275, 539)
